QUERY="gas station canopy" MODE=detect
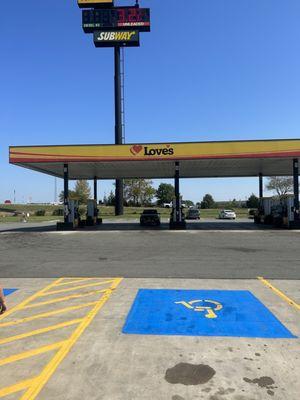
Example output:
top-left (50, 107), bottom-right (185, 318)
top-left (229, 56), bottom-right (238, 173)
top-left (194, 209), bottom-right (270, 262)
top-left (9, 139), bottom-right (300, 180)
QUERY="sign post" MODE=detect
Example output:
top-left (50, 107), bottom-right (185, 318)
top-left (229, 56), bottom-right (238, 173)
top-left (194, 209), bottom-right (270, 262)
top-left (78, 0), bottom-right (151, 215)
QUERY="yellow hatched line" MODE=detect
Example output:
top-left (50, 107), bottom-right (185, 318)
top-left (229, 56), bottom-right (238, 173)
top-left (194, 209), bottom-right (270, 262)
top-left (0, 278), bottom-right (64, 322)
top-left (0, 319), bottom-right (83, 346)
top-left (20, 277), bottom-right (123, 400)
top-left (38, 279), bottom-right (115, 297)
top-left (258, 277), bottom-right (300, 311)
top-left (23, 289), bottom-right (107, 310)
top-left (0, 340), bottom-right (66, 367)
top-left (0, 377), bottom-right (38, 398)
top-left (0, 302), bottom-right (98, 328)
top-left (54, 277), bottom-right (112, 287)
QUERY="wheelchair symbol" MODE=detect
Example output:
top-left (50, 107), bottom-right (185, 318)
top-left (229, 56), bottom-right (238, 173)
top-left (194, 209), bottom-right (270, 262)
top-left (175, 299), bottom-right (223, 319)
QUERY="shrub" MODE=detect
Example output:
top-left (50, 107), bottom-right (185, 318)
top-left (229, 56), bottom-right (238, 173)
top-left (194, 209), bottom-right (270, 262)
top-left (35, 209), bottom-right (46, 216)
top-left (52, 209), bottom-right (64, 216)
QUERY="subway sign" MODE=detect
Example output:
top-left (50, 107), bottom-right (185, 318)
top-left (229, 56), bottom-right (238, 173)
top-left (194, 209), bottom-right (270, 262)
top-left (94, 30), bottom-right (140, 48)
top-left (83, 8), bottom-right (150, 33)
top-left (78, 0), bottom-right (114, 8)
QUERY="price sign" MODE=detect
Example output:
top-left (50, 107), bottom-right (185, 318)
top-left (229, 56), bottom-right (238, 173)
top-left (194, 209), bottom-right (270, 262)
top-left (83, 7), bottom-right (151, 33)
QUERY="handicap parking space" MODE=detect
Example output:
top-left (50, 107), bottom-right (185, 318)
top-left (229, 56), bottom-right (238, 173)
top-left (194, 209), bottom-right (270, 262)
top-left (6, 277), bottom-right (295, 400)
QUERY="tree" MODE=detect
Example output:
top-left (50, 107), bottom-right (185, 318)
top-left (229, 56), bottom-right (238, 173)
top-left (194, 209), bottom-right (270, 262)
top-left (184, 200), bottom-right (194, 207)
top-left (156, 183), bottom-right (175, 205)
top-left (200, 194), bottom-right (215, 209)
top-left (106, 191), bottom-right (115, 206)
top-left (265, 177), bottom-right (293, 197)
top-left (246, 194), bottom-right (259, 208)
top-left (73, 180), bottom-right (91, 204)
top-left (58, 180), bottom-right (91, 205)
top-left (123, 179), bottom-right (156, 206)
top-left (59, 190), bottom-right (76, 203)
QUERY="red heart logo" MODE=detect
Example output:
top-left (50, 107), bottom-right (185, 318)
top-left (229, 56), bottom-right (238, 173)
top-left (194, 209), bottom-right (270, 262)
top-left (166, 144), bottom-right (171, 148)
top-left (130, 145), bottom-right (143, 155)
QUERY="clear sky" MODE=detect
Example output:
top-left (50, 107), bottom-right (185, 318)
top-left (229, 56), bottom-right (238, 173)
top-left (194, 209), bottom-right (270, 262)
top-left (1, 0), bottom-right (300, 204)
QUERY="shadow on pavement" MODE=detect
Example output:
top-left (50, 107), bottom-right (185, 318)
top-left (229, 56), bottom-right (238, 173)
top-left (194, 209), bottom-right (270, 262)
top-left (0, 220), bottom-right (275, 233)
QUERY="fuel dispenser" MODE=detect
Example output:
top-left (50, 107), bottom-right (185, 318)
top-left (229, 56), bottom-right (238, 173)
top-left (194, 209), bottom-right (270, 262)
top-left (255, 195), bottom-right (296, 228)
top-left (169, 196), bottom-right (186, 229)
top-left (86, 199), bottom-right (102, 226)
top-left (58, 199), bottom-right (79, 230)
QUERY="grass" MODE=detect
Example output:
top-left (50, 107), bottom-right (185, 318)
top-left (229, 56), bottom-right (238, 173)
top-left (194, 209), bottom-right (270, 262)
top-left (0, 204), bottom-right (250, 223)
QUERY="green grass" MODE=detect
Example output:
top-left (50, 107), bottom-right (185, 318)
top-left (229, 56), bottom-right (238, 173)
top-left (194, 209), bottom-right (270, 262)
top-left (0, 204), bottom-right (250, 223)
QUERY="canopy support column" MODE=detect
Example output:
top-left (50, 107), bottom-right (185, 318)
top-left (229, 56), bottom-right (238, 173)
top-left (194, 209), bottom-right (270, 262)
top-left (259, 173), bottom-right (263, 200)
top-left (170, 161), bottom-right (186, 230)
top-left (63, 164), bottom-right (69, 224)
top-left (293, 158), bottom-right (299, 224)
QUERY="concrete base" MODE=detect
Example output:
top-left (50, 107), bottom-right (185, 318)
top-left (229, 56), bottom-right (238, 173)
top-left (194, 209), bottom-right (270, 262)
top-left (56, 222), bottom-right (74, 231)
top-left (169, 220), bottom-right (187, 230)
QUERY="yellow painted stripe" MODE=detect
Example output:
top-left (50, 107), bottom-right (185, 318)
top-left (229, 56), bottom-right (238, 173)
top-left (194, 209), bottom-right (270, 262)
top-left (0, 377), bottom-right (37, 398)
top-left (0, 340), bottom-right (66, 367)
top-left (55, 277), bottom-right (110, 287)
top-left (23, 289), bottom-right (107, 309)
top-left (258, 277), bottom-right (300, 310)
top-left (20, 278), bottom-right (123, 400)
top-left (0, 319), bottom-right (83, 346)
top-left (0, 302), bottom-right (98, 328)
top-left (38, 279), bottom-right (115, 296)
top-left (0, 278), bottom-right (64, 322)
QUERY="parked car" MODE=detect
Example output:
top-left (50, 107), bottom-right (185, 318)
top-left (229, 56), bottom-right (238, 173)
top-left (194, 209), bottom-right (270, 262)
top-left (140, 209), bottom-right (161, 226)
top-left (219, 209), bottom-right (236, 220)
top-left (186, 208), bottom-right (200, 220)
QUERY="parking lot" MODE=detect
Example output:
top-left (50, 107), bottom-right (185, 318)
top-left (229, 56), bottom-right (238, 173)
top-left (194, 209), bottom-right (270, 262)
top-left (0, 221), bottom-right (299, 399)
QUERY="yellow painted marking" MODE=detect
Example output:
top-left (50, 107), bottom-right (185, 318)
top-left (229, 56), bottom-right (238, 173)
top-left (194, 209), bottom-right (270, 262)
top-left (0, 302), bottom-right (97, 328)
top-left (54, 277), bottom-right (112, 287)
top-left (0, 377), bottom-right (37, 398)
top-left (0, 340), bottom-right (66, 367)
top-left (20, 277), bottom-right (123, 400)
top-left (175, 299), bottom-right (223, 319)
top-left (0, 319), bottom-right (83, 346)
top-left (38, 279), bottom-right (115, 297)
top-left (23, 289), bottom-right (107, 309)
top-left (0, 278), bottom-right (64, 322)
top-left (258, 277), bottom-right (300, 311)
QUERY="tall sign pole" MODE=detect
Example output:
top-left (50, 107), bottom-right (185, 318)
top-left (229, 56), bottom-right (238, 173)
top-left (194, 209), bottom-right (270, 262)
top-left (114, 45), bottom-right (123, 215)
top-left (79, 0), bottom-right (151, 216)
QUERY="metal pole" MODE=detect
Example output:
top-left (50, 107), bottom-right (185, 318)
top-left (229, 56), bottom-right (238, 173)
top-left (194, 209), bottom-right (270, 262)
top-left (293, 158), bottom-right (299, 221)
top-left (175, 162), bottom-right (180, 222)
top-left (94, 177), bottom-right (98, 218)
top-left (259, 173), bottom-right (263, 200)
top-left (94, 177), bottom-right (98, 203)
top-left (114, 46), bottom-right (124, 216)
top-left (63, 164), bottom-right (69, 224)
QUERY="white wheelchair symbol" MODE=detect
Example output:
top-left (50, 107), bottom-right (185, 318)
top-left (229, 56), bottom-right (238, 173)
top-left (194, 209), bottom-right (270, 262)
top-left (175, 299), bottom-right (223, 319)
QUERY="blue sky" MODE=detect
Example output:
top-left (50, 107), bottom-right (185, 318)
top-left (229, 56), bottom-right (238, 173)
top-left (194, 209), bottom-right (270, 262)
top-left (1, 0), bottom-right (300, 203)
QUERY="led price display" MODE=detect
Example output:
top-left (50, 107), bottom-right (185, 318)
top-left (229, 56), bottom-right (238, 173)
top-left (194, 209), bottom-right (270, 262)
top-left (83, 8), bottom-right (150, 33)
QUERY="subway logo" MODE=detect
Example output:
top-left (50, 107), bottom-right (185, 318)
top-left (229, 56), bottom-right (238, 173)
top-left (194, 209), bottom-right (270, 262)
top-left (94, 30), bottom-right (140, 47)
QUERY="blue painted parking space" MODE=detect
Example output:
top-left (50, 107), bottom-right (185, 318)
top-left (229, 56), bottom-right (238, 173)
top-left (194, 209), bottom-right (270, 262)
top-left (3, 289), bottom-right (18, 296)
top-left (122, 289), bottom-right (296, 338)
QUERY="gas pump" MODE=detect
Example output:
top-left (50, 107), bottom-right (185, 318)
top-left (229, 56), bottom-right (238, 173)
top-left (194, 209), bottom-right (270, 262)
top-left (169, 196), bottom-right (186, 229)
top-left (68, 200), bottom-right (79, 228)
top-left (86, 199), bottom-right (102, 226)
top-left (255, 195), bottom-right (296, 228)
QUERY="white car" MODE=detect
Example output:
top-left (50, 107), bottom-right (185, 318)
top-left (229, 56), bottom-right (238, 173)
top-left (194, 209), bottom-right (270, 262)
top-left (219, 209), bottom-right (236, 220)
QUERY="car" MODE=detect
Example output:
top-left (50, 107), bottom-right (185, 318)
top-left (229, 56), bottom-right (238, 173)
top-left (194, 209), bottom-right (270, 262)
top-left (140, 209), bottom-right (161, 226)
top-left (163, 202), bottom-right (172, 208)
top-left (219, 209), bottom-right (236, 220)
top-left (186, 208), bottom-right (200, 220)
